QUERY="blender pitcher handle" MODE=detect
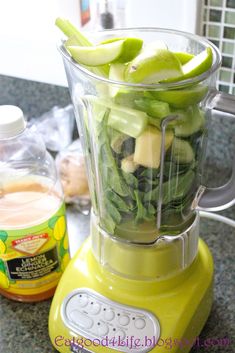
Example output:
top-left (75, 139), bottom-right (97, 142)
top-left (198, 90), bottom-right (235, 211)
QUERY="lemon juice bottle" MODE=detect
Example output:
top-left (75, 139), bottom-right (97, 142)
top-left (0, 105), bottom-right (70, 302)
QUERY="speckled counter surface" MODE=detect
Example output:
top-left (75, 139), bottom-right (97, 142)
top-left (0, 75), bottom-right (234, 353)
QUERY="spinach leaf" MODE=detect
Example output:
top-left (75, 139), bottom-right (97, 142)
top-left (122, 171), bottom-right (138, 189)
top-left (162, 169), bottom-right (195, 205)
top-left (104, 199), bottom-right (122, 224)
top-left (101, 213), bottom-right (116, 234)
top-left (146, 203), bottom-right (156, 215)
top-left (134, 190), bottom-right (146, 223)
top-left (143, 169), bottom-right (195, 204)
top-left (143, 186), bottom-right (159, 203)
top-left (106, 189), bottom-right (130, 212)
top-left (98, 112), bottom-right (129, 197)
top-left (134, 191), bottom-right (156, 223)
top-left (139, 167), bottom-right (160, 179)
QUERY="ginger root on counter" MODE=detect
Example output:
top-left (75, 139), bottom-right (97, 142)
top-left (56, 140), bottom-right (90, 203)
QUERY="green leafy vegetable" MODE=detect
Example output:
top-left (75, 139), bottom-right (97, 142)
top-left (144, 169), bottom-right (195, 204)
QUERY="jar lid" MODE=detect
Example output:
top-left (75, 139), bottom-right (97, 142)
top-left (0, 105), bottom-right (26, 138)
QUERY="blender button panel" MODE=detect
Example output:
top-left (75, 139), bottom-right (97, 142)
top-left (62, 289), bottom-right (161, 353)
top-left (104, 309), bottom-right (115, 321)
top-left (119, 315), bottom-right (130, 326)
top-left (134, 318), bottom-right (146, 329)
top-left (97, 323), bottom-right (109, 336)
top-left (69, 310), bottom-right (94, 329)
top-left (114, 329), bottom-right (126, 341)
top-left (77, 295), bottom-right (88, 307)
top-left (88, 302), bottom-right (101, 315)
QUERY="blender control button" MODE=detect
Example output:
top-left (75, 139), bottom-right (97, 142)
top-left (114, 329), bottom-right (126, 341)
top-left (76, 294), bottom-right (88, 307)
top-left (89, 302), bottom-right (101, 315)
top-left (119, 315), bottom-right (130, 326)
top-left (69, 310), bottom-right (93, 329)
top-left (134, 318), bottom-right (146, 329)
top-left (104, 309), bottom-right (115, 321)
top-left (97, 323), bottom-right (109, 336)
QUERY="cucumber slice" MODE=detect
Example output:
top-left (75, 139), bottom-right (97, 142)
top-left (171, 138), bottom-right (195, 163)
top-left (66, 40), bottom-right (124, 66)
top-left (174, 106), bottom-right (205, 137)
top-left (152, 84), bottom-right (208, 108)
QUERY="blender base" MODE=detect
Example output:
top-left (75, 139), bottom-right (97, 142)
top-left (49, 238), bottom-right (213, 353)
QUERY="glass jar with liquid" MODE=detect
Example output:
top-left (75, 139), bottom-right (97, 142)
top-left (0, 105), bottom-right (70, 302)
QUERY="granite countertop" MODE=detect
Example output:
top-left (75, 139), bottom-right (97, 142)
top-left (0, 75), bottom-right (234, 353)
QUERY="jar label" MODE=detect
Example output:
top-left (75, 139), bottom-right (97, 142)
top-left (5, 247), bottom-right (60, 281)
top-left (0, 202), bottom-right (70, 295)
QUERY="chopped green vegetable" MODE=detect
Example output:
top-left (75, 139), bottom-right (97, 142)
top-left (114, 90), bottom-right (144, 108)
top-left (134, 97), bottom-right (170, 118)
top-left (108, 105), bottom-right (148, 138)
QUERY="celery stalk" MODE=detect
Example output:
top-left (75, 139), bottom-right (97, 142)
top-left (55, 18), bottom-right (92, 46)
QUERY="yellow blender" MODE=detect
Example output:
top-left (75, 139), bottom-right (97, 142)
top-left (49, 26), bottom-right (235, 353)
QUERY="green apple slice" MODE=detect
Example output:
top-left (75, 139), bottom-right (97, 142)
top-left (174, 52), bottom-right (195, 65)
top-left (144, 40), bottom-right (168, 51)
top-left (171, 138), bottom-right (195, 163)
top-left (151, 84), bottom-right (208, 108)
top-left (161, 48), bottom-right (213, 82)
top-left (124, 49), bottom-right (183, 84)
top-left (182, 47), bottom-right (213, 79)
top-left (66, 40), bottom-right (125, 66)
top-left (101, 37), bottom-right (143, 63)
top-left (174, 106), bottom-right (205, 137)
top-left (109, 63), bottom-right (126, 97)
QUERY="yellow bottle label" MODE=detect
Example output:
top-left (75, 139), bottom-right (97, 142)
top-left (0, 202), bottom-right (70, 295)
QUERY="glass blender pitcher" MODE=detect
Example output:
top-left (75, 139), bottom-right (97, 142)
top-left (49, 29), bottom-right (235, 353)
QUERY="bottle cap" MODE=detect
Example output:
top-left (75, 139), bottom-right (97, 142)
top-left (0, 105), bottom-right (26, 139)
